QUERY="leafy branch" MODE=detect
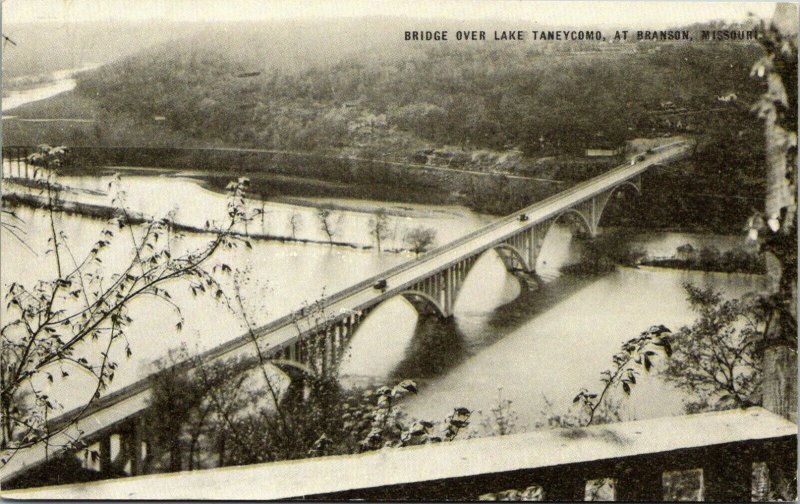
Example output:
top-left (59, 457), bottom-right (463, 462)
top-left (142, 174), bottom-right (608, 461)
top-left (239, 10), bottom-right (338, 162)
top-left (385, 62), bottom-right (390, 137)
top-left (573, 325), bottom-right (672, 426)
top-left (0, 157), bottom-right (251, 464)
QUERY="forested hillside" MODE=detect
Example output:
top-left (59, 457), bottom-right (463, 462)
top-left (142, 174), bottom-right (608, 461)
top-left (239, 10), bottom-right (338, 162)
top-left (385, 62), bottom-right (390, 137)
top-left (76, 26), bottom-right (763, 156)
top-left (7, 19), bottom-right (768, 228)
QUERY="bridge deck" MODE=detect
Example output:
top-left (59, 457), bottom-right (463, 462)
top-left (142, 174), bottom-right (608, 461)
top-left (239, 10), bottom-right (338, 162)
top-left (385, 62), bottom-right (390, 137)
top-left (205, 141), bottom-right (693, 357)
top-left (0, 140), bottom-right (694, 482)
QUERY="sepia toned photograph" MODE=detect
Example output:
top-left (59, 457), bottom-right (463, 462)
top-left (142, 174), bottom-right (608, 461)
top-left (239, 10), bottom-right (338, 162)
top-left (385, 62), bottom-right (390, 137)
top-left (0, 0), bottom-right (797, 500)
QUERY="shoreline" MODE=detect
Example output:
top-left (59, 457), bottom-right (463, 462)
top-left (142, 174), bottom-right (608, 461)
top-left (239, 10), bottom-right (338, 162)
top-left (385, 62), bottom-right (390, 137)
top-left (0, 191), bottom-right (418, 254)
top-left (639, 258), bottom-right (765, 275)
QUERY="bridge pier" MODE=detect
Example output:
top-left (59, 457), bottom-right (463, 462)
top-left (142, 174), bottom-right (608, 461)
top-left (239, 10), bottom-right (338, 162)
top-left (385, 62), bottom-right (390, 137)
top-left (269, 309), bottom-right (369, 378)
top-left (497, 224), bottom-right (550, 290)
top-left (133, 419), bottom-right (146, 475)
top-left (581, 175), bottom-right (642, 237)
top-left (90, 419), bottom-right (150, 477)
top-left (398, 255), bottom-right (480, 319)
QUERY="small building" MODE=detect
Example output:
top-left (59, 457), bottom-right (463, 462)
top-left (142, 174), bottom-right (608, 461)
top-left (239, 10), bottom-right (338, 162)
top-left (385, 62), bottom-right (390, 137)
top-left (586, 146), bottom-right (622, 157)
top-left (153, 116), bottom-right (166, 122)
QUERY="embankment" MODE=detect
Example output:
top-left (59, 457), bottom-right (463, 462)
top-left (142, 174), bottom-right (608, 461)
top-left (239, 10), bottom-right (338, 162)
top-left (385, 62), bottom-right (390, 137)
top-left (61, 146), bottom-right (557, 215)
top-left (0, 191), bottom-right (414, 253)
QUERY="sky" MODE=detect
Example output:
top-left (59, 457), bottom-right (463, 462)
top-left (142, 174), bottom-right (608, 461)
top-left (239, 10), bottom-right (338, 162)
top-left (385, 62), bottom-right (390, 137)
top-left (1, 0), bottom-right (781, 26)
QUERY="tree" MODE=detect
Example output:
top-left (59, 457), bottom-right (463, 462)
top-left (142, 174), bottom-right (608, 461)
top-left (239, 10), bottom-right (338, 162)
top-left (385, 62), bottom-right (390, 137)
top-left (388, 103), bottom-right (448, 142)
top-left (479, 387), bottom-right (518, 436)
top-left (368, 208), bottom-right (391, 252)
top-left (746, 10), bottom-right (797, 420)
top-left (143, 354), bottom-right (471, 471)
top-left (0, 209), bottom-right (34, 254)
top-left (143, 348), bottom-right (207, 472)
top-left (697, 245), bottom-right (721, 270)
top-left (0, 159), bottom-right (250, 464)
top-left (143, 349), bottom-right (271, 472)
top-left (316, 208), bottom-right (338, 245)
top-left (404, 226), bottom-right (436, 256)
top-left (662, 284), bottom-right (763, 413)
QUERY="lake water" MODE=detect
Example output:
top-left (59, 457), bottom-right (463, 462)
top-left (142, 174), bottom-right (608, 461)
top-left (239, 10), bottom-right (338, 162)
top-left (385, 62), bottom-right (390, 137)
top-left (1, 161), bottom-right (764, 434)
top-left (338, 224), bottom-right (765, 431)
top-left (1, 166), bottom-right (494, 250)
top-left (0, 170), bottom-right (493, 413)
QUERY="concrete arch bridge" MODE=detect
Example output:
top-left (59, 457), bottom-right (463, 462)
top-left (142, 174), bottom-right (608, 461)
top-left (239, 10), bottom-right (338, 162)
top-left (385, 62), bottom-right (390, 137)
top-left (0, 140), bottom-right (694, 483)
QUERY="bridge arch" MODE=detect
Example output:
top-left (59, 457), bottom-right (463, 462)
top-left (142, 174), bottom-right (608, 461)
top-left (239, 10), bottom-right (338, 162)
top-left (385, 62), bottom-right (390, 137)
top-left (341, 291), bottom-right (445, 351)
top-left (492, 243), bottom-right (532, 273)
top-left (270, 358), bottom-right (320, 404)
top-left (593, 180), bottom-right (642, 231)
top-left (447, 245), bottom-right (535, 313)
top-left (271, 358), bottom-right (317, 379)
top-left (544, 207), bottom-right (594, 241)
top-left (399, 290), bottom-right (448, 319)
top-left (529, 208), bottom-right (596, 277)
top-left (612, 179), bottom-right (642, 196)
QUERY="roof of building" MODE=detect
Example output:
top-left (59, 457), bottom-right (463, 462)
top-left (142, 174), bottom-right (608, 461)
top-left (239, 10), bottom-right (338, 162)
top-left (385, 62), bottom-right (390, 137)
top-left (2, 407), bottom-right (795, 500)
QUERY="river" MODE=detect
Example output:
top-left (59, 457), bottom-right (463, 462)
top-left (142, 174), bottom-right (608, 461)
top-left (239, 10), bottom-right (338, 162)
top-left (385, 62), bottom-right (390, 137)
top-left (0, 81), bottom-right (766, 432)
top-left (2, 65), bottom-right (99, 113)
top-left (338, 224), bottom-right (766, 431)
top-left (1, 171), bottom-right (765, 432)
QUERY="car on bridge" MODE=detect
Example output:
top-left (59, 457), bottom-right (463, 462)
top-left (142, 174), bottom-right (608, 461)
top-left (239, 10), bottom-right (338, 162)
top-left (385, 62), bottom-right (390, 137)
top-left (630, 154), bottom-right (647, 165)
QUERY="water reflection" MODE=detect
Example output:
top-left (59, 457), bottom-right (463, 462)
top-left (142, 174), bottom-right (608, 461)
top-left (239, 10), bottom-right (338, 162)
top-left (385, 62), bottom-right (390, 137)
top-left (485, 275), bottom-right (598, 334)
top-left (390, 316), bottom-right (469, 381)
top-left (338, 223), bottom-right (768, 430)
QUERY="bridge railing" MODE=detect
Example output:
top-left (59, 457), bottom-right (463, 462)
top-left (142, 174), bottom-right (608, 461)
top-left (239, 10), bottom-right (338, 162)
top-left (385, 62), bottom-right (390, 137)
top-left (128, 141), bottom-right (694, 378)
top-left (253, 141), bottom-right (693, 325)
